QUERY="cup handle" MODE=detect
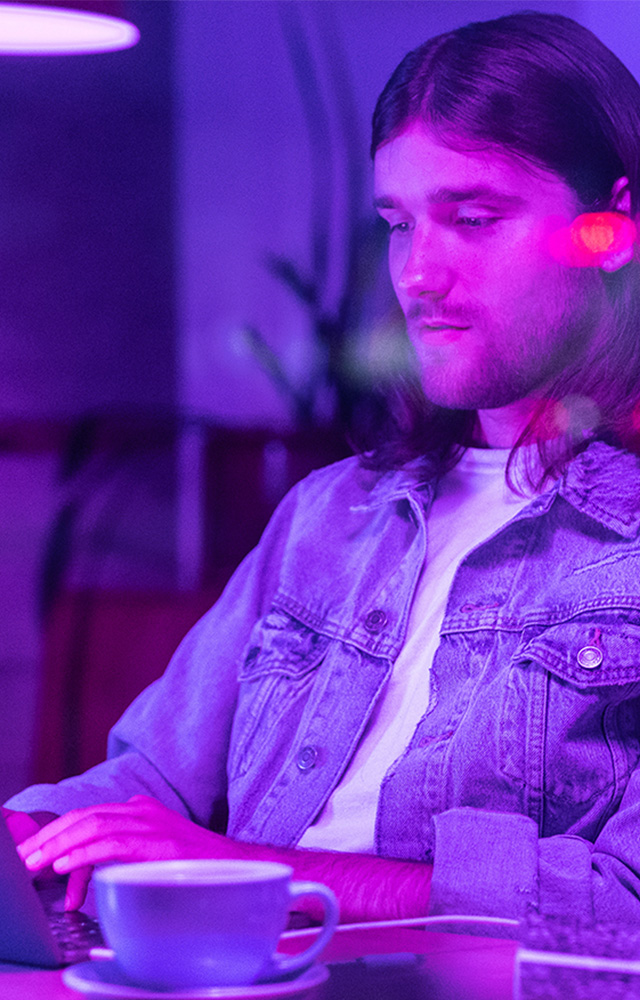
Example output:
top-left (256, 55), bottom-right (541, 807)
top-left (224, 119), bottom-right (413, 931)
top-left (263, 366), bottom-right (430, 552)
top-left (270, 881), bottom-right (339, 978)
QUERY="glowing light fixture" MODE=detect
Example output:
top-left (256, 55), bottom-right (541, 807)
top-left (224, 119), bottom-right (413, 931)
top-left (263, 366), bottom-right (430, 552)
top-left (0, 1), bottom-right (139, 54)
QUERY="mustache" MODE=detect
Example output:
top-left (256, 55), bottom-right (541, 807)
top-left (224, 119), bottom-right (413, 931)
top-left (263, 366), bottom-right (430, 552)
top-left (406, 302), bottom-right (481, 326)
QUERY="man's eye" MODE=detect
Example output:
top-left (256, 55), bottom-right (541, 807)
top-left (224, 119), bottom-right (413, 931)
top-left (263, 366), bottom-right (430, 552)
top-left (387, 220), bottom-right (410, 234)
top-left (455, 215), bottom-right (499, 229)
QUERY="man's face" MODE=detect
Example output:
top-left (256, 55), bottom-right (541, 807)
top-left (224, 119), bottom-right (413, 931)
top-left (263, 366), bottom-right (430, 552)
top-left (373, 122), bottom-right (600, 417)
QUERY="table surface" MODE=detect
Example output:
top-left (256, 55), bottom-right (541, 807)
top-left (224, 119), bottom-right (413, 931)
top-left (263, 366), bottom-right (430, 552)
top-left (0, 923), bottom-right (519, 999)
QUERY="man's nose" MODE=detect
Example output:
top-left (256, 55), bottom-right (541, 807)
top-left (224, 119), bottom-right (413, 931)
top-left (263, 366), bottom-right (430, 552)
top-left (397, 231), bottom-right (455, 299)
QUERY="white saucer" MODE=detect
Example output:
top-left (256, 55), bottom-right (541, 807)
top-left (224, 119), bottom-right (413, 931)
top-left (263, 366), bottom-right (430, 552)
top-left (62, 960), bottom-right (329, 999)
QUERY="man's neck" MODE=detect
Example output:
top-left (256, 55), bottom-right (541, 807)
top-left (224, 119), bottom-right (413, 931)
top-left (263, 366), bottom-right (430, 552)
top-left (475, 398), bottom-right (542, 448)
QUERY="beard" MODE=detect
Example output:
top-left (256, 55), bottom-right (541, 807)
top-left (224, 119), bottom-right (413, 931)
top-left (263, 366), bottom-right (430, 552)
top-left (405, 268), bottom-right (602, 412)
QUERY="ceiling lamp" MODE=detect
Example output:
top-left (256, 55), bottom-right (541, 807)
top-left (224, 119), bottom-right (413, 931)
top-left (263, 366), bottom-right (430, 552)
top-left (0, 1), bottom-right (139, 54)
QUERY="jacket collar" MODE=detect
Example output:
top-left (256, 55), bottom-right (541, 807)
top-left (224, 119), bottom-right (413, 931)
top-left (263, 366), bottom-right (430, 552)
top-left (558, 440), bottom-right (640, 538)
top-left (359, 440), bottom-right (640, 538)
top-left (352, 459), bottom-right (434, 511)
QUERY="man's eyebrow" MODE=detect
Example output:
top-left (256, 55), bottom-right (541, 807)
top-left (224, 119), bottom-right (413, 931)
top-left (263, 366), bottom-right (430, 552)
top-left (373, 195), bottom-right (400, 210)
top-left (431, 185), bottom-right (526, 206)
top-left (373, 186), bottom-right (526, 209)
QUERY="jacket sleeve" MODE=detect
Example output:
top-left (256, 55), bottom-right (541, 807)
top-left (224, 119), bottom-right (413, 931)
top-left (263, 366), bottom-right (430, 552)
top-left (4, 478), bottom-right (304, 825)
top-left (429, 776), bottom-right (640, 924)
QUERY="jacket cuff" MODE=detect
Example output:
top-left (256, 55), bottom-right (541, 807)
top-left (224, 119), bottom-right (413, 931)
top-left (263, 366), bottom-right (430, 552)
top-left (429, 807), bottom-right (538, 918)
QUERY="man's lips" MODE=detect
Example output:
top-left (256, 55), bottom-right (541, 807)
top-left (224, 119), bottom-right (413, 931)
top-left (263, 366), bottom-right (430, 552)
top-left (421, 323), bottom-right (469, 330)
top-left (416, 322), bottom-right (470, 343)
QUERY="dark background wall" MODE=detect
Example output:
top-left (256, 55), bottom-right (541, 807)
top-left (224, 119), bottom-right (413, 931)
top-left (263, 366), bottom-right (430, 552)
top-left (0, 0), bottom-right (637, 799)
top-left (0, 0), bottom-right (175, 417)
top-left (0, 0), bottom-right (177, 798)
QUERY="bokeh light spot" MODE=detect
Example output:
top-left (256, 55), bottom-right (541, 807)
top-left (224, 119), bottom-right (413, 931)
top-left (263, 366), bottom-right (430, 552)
top-left (574, 218), bottom-right (615, 253)
top-left (571, 212), bottom-right (634, 255)
top-left (539, 395), bottom-right (600, 439)
top-left (549, 212), bottom-right (636, 267)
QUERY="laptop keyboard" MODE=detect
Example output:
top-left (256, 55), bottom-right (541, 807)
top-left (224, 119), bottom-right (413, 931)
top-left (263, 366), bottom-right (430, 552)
top-left (46, 907), bottom-right (105, 965)
top-left (37, 881), bottom-right (105, 965)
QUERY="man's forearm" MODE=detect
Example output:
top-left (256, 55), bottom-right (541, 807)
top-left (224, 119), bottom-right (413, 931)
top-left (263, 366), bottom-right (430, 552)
top-left (15, 797), bottom-right (433, 921)
top-left (237, 840), bottom-right (432, 924)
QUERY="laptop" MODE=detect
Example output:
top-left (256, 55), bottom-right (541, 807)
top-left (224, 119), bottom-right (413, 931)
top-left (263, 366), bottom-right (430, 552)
top-left (0, 811), bottom-right (104, 967)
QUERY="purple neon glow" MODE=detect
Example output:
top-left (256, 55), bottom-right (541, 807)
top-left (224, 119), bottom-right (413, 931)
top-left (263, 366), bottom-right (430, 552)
top-left (0, 3), bottom-right (139, 54)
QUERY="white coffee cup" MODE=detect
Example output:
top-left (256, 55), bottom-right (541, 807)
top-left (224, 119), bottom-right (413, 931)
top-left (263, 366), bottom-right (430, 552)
top-left (94, 859), bottom-right (339, 991)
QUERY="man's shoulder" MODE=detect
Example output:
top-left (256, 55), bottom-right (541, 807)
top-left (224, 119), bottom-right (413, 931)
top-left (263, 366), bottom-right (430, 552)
top-left (291, 454), bottom-right (429, 513)
top-left (298, 454), bottom-right (379, 496)
top-left (561, 441), bottom-right (640, 538)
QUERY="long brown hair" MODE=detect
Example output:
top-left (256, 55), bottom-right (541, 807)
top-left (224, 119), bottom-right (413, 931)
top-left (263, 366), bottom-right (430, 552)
top-left (361, 11), bottom-right (640, 493)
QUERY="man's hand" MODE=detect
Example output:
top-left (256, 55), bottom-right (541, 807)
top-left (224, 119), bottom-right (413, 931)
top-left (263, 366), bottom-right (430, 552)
top-left (3, 805), bottom-right (91, 910)
top-left (16, 795), bottom-right (432, 923)
top-left (16, 795), bottom-right (255, 910)
top-left (4, 805), bottom-right (93, 911)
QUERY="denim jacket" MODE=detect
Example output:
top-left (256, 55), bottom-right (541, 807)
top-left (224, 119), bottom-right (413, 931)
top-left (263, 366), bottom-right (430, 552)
top-left (9, 440), bottom-right (640, 924)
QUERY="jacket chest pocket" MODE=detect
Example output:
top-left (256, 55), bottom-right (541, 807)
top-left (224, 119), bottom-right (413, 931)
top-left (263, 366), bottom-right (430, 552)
top-left (229, 608), bottom-right (330, 778)
top-left (501, 619), bottom-right (640, 836)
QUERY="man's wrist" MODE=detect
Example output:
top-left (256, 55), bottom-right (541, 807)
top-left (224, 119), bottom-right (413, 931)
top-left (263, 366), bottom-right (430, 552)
top-left (229, 838), bottom-right (432, 924)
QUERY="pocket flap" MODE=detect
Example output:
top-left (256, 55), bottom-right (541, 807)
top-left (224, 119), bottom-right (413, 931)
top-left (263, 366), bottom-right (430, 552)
top-left (518, 620), bottom-right (640, 688)
top-left (238, 608), bottom-right (330, 681)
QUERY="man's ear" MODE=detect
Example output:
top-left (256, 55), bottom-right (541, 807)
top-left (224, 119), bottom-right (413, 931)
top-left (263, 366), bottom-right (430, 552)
top-left (599, 176), bottom-right (635, 272)
top-left (601, 250), bottom-right (632, 272)
top-left (611, 176), bottom-right (631, 214)
top-left (549, 180), bottom-right (636, 270)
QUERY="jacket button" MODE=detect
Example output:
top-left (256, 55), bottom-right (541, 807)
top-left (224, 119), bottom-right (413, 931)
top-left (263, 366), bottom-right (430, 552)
top-left (296, 745), bottom-right (318, 771)
top-left (364, 609), bottom-right (387, 633)
top-left (577, 646), bottom-right (603, 669)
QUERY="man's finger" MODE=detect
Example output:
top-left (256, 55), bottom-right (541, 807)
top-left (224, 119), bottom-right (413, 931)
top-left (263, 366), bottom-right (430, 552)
top-left (18, 812), bottom-right (91, 861)
top-left (17, 803), bottom-right (140, 870)
top-left (52, 833), bottom-right (166, 873)
top-left (5, 811), bottom-right (42, 846)
top-left (64, 866), bottom-right (93, 912)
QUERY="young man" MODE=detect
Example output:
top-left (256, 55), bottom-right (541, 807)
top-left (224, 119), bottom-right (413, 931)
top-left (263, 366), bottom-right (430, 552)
top-left (7, 11), bottom-right (640, 927)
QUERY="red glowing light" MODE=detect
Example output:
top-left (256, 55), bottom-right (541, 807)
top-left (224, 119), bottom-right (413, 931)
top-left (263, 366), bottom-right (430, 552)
top-left (572, 212), bottom-right (634, 254)
top-left (549, 212), bottom-right (636, 268)
top-left (574, 218), bottom-right (615, 253)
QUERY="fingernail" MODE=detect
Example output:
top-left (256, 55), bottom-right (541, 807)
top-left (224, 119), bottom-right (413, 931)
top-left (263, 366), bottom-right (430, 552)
top-left (53, 855), bottom-right (70, 873)
top-left (24, 850), bottom-right (42, 869)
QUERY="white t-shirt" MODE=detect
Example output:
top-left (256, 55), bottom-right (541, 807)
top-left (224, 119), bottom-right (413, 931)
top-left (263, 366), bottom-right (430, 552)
top-left (297, 447), bottom-right (536, 854)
